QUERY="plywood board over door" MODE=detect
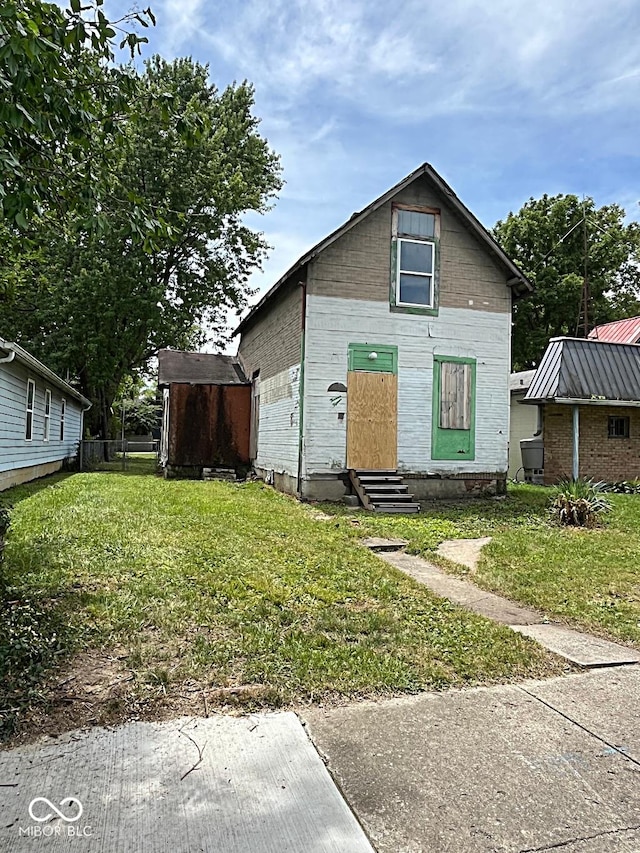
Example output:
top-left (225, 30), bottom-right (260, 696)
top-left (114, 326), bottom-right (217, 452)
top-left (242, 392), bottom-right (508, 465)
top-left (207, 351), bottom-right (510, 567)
top-left (346, 371), bottom-right (398, 469)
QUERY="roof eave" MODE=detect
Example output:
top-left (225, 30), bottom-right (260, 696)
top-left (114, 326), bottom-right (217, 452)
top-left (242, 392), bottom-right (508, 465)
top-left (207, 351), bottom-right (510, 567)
top-left (1, 338), bottom-right (91, 408)
top-left (523, 396), bottom-right (640, 408)
top-left (234, 162), bottom-right (532, 336)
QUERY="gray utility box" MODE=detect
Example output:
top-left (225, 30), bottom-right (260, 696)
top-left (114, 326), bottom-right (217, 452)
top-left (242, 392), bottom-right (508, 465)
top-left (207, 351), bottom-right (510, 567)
top-left (520, 437), bottom-right (544, 484)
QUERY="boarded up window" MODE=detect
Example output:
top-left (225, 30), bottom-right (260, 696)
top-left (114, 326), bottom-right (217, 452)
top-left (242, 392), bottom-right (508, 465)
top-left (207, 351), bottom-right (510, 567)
top-left (439, 362), bottom-right (471, 430)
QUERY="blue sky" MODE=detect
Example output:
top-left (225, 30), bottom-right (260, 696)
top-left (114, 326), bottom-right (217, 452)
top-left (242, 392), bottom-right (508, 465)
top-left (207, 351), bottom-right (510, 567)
top-left (112, 0), bottom-right (640, 304)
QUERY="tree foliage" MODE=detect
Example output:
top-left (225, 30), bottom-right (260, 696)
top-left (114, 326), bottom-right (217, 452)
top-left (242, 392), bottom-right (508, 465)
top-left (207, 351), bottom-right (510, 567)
top-left (493, 194), bottom-right (640, 370)
top-left (1, 56), bottom-right (281, 435)
top-left (0, 0), bottom-right (154, 228)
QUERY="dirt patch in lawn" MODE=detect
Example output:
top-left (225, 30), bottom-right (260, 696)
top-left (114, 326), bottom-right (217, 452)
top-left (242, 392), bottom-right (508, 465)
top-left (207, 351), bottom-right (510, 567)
top-left (1, 649), bottom-right (289, 748)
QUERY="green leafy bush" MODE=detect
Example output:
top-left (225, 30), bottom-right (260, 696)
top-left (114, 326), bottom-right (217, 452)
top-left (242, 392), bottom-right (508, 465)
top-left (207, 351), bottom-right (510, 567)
top-left (550, 478), bottom-right (612, 527)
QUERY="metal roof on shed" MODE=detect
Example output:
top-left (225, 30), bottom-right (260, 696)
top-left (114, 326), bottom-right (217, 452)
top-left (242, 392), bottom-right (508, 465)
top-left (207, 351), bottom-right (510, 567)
top-left (524, 337), bottom-right (640, 404)
top-left (588, 316), bottom-right (640, 345)
top-left (158, 350), bottom-right (247, 386)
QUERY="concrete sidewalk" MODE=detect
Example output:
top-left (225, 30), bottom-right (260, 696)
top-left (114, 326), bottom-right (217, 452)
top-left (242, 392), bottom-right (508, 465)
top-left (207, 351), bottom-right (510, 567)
top-left (305, 667), bottom-right (640, 853)
top-left (0, 712), bottom-right (374, 853)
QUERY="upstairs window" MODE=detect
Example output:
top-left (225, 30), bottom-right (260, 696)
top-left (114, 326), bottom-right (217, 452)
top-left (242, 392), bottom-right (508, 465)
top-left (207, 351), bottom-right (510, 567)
top-left (44, 389), bottom-right (52, 441)
top-left (391, 206), bottom-right (440, 313)
top-left (25, 379), bottom-right (35, 441)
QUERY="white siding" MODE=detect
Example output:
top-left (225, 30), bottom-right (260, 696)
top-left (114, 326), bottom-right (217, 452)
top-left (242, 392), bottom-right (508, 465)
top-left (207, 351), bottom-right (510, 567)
top-left (509, 392), bottom-right (539, 478)
top-left (255, 364), bottom-right (300, 476)
top-left (303, 295), bottom-right (510, 476)
top-left (0, 358), bottom-right (84, 473)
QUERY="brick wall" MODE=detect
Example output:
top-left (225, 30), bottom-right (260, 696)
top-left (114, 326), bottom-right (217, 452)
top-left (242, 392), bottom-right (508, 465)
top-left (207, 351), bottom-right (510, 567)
top-left (237, 280), bottom-right (303, 380)
top-left (543, 403), bottom-right (640, 483)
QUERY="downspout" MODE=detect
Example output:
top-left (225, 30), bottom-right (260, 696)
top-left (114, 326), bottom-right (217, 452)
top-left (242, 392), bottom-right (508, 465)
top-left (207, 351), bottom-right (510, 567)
top-left (572, 405), bottom-right (580, 481)
top-left (534, 404), bottom-right (542, 437)
top-left (296, 278), bottom-right (307, 497)
top-left (0, 350), bottom-right (15, 364)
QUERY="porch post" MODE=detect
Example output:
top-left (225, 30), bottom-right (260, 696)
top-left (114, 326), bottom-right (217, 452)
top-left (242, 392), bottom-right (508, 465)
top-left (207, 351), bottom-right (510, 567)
top-left (572, 405), bottom-right (580, 480)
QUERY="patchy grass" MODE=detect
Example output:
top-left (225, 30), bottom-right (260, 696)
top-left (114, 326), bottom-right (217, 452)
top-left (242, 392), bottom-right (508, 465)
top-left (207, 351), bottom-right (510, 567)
top-left (0, 468), bottom-right (558, 740)
top-left (319, 485), bottom-right (640, 647)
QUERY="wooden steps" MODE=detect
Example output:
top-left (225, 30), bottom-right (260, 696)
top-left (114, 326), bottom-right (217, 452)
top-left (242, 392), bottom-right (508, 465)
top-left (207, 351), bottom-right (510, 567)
top-left (349, 469), bottom-right (420, 513)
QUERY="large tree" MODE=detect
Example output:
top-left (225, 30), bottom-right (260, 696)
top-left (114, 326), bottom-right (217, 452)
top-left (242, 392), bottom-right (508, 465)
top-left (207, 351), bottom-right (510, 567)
top-left (0, 0), bottom-right (155, 228)
top-left (1, 57), bottom-right (281, 435)
top-left (493, 194), bottom-right (640, 370)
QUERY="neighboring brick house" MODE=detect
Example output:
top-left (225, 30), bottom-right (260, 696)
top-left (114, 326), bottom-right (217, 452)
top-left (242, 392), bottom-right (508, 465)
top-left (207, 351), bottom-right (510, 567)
top-left (523, 337), bottom-right (640, 483)
top-left (234, 163), bottom-right (531, 502)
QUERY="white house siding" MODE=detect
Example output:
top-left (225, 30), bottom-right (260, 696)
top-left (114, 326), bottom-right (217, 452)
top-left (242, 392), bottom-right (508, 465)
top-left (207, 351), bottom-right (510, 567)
top-left (509, 392), bottom-right (539, 478)
top-left (255, 364), bottom-right (301, 482)
top-left (0, 357), bottom-right (84, 485)
top-left (303, 295), bottom-right (510, 478)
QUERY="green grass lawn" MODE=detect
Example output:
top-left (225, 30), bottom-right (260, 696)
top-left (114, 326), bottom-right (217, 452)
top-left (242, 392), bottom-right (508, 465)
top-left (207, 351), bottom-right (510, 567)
top-left (0, 466), bottom-right (558, 739)
top-left (320, 485), bottom-right (640, 647)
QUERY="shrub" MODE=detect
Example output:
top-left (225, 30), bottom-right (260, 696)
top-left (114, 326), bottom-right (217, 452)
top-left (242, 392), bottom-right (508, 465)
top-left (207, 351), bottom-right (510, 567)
top-left (550, 478), bottom-right (612, 528)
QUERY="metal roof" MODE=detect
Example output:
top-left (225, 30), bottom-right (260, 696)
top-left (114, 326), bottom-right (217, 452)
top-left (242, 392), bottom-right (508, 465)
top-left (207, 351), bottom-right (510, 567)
top-left (0, 337), bottom-right (91, 407)
top-left (234, 162), bottom-right (532, 336)
top-left (509, 370), bottom-right (536, 393)
top-left (524, 337), bottom-right (640, 405)
top-left (158, 350), bottom-right (248, 386)
top-left (588, 316), bottom-right (640, 345)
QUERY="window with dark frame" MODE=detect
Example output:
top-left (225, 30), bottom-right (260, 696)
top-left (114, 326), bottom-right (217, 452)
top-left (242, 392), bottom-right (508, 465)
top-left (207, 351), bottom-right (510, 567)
top-left (608, 416), bottom-right (630, 438)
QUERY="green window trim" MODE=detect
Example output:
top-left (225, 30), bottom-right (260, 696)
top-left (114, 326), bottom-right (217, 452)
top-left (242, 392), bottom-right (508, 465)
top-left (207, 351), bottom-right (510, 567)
top-left (431, 355), bottom-right (476, 460)
top-left (348, 343), bottom-right (398, 374)
top-left (389, 206), bottom-right (440, 317)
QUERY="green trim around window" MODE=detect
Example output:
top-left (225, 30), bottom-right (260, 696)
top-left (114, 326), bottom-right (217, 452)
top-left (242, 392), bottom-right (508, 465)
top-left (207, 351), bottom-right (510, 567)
top-left (389, 236), bottom-right (440, 316)
top-left (348, 343), bottom-right (398, 374)
top-left (431, 355), bottom-right (476, 460)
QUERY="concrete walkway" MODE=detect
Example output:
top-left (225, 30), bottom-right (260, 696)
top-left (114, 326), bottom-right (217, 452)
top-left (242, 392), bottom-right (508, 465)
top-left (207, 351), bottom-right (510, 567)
top-left (377, 549), bottom-right (640, 668)
top-left (0, 713), bottom-right (374, 853)
top-left (305, 666), bottom-right (640, 853)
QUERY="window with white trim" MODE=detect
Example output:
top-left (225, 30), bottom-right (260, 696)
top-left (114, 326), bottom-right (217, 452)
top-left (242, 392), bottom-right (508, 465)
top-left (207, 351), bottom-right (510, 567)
top-left (25, 379), bottom-right (35, 440)
top-left (392, 206), bottom-right (439, 310)
top-left (60, 398), bottom-right (66, 441)
top-left (44, 389), bottom-right (52, 441)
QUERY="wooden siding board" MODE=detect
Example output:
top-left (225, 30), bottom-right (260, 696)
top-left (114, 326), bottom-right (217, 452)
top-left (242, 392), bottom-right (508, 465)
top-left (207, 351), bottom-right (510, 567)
top-left (0, 358), bottom-right (83, 472)
top-left (254, 364), bottom-right (301, 476)
top-left (302, 295), bottom-right (509, 476)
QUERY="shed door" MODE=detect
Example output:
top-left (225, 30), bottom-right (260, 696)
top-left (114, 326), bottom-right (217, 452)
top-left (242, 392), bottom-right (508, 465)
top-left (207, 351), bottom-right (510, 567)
top-left (346, 371), bottom-right (398, 469)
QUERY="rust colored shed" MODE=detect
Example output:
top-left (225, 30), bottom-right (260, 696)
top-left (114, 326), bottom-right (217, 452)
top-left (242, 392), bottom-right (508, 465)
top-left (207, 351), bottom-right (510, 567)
top-left (158, 350), bottom-right (251, 478)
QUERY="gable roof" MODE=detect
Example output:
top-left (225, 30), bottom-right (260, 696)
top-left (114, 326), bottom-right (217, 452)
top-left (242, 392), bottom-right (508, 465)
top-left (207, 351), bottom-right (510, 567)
top-left (588, 316), bottom-right (640, 345)
top-left (0, 337), bottom-right (91, 407)
top-left (158, 349), bottom-right (248, 386)
top-left (524, 337), bottom-right (640, 405)
top-left (235, 162), bottom-right (532, 336)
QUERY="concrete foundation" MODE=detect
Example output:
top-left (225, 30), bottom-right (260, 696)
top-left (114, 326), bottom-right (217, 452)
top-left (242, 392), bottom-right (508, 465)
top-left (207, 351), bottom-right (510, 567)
top-left (0, 459), bottom-right (68, 492)
top-left (252, 468), bottom-right (507, 503)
